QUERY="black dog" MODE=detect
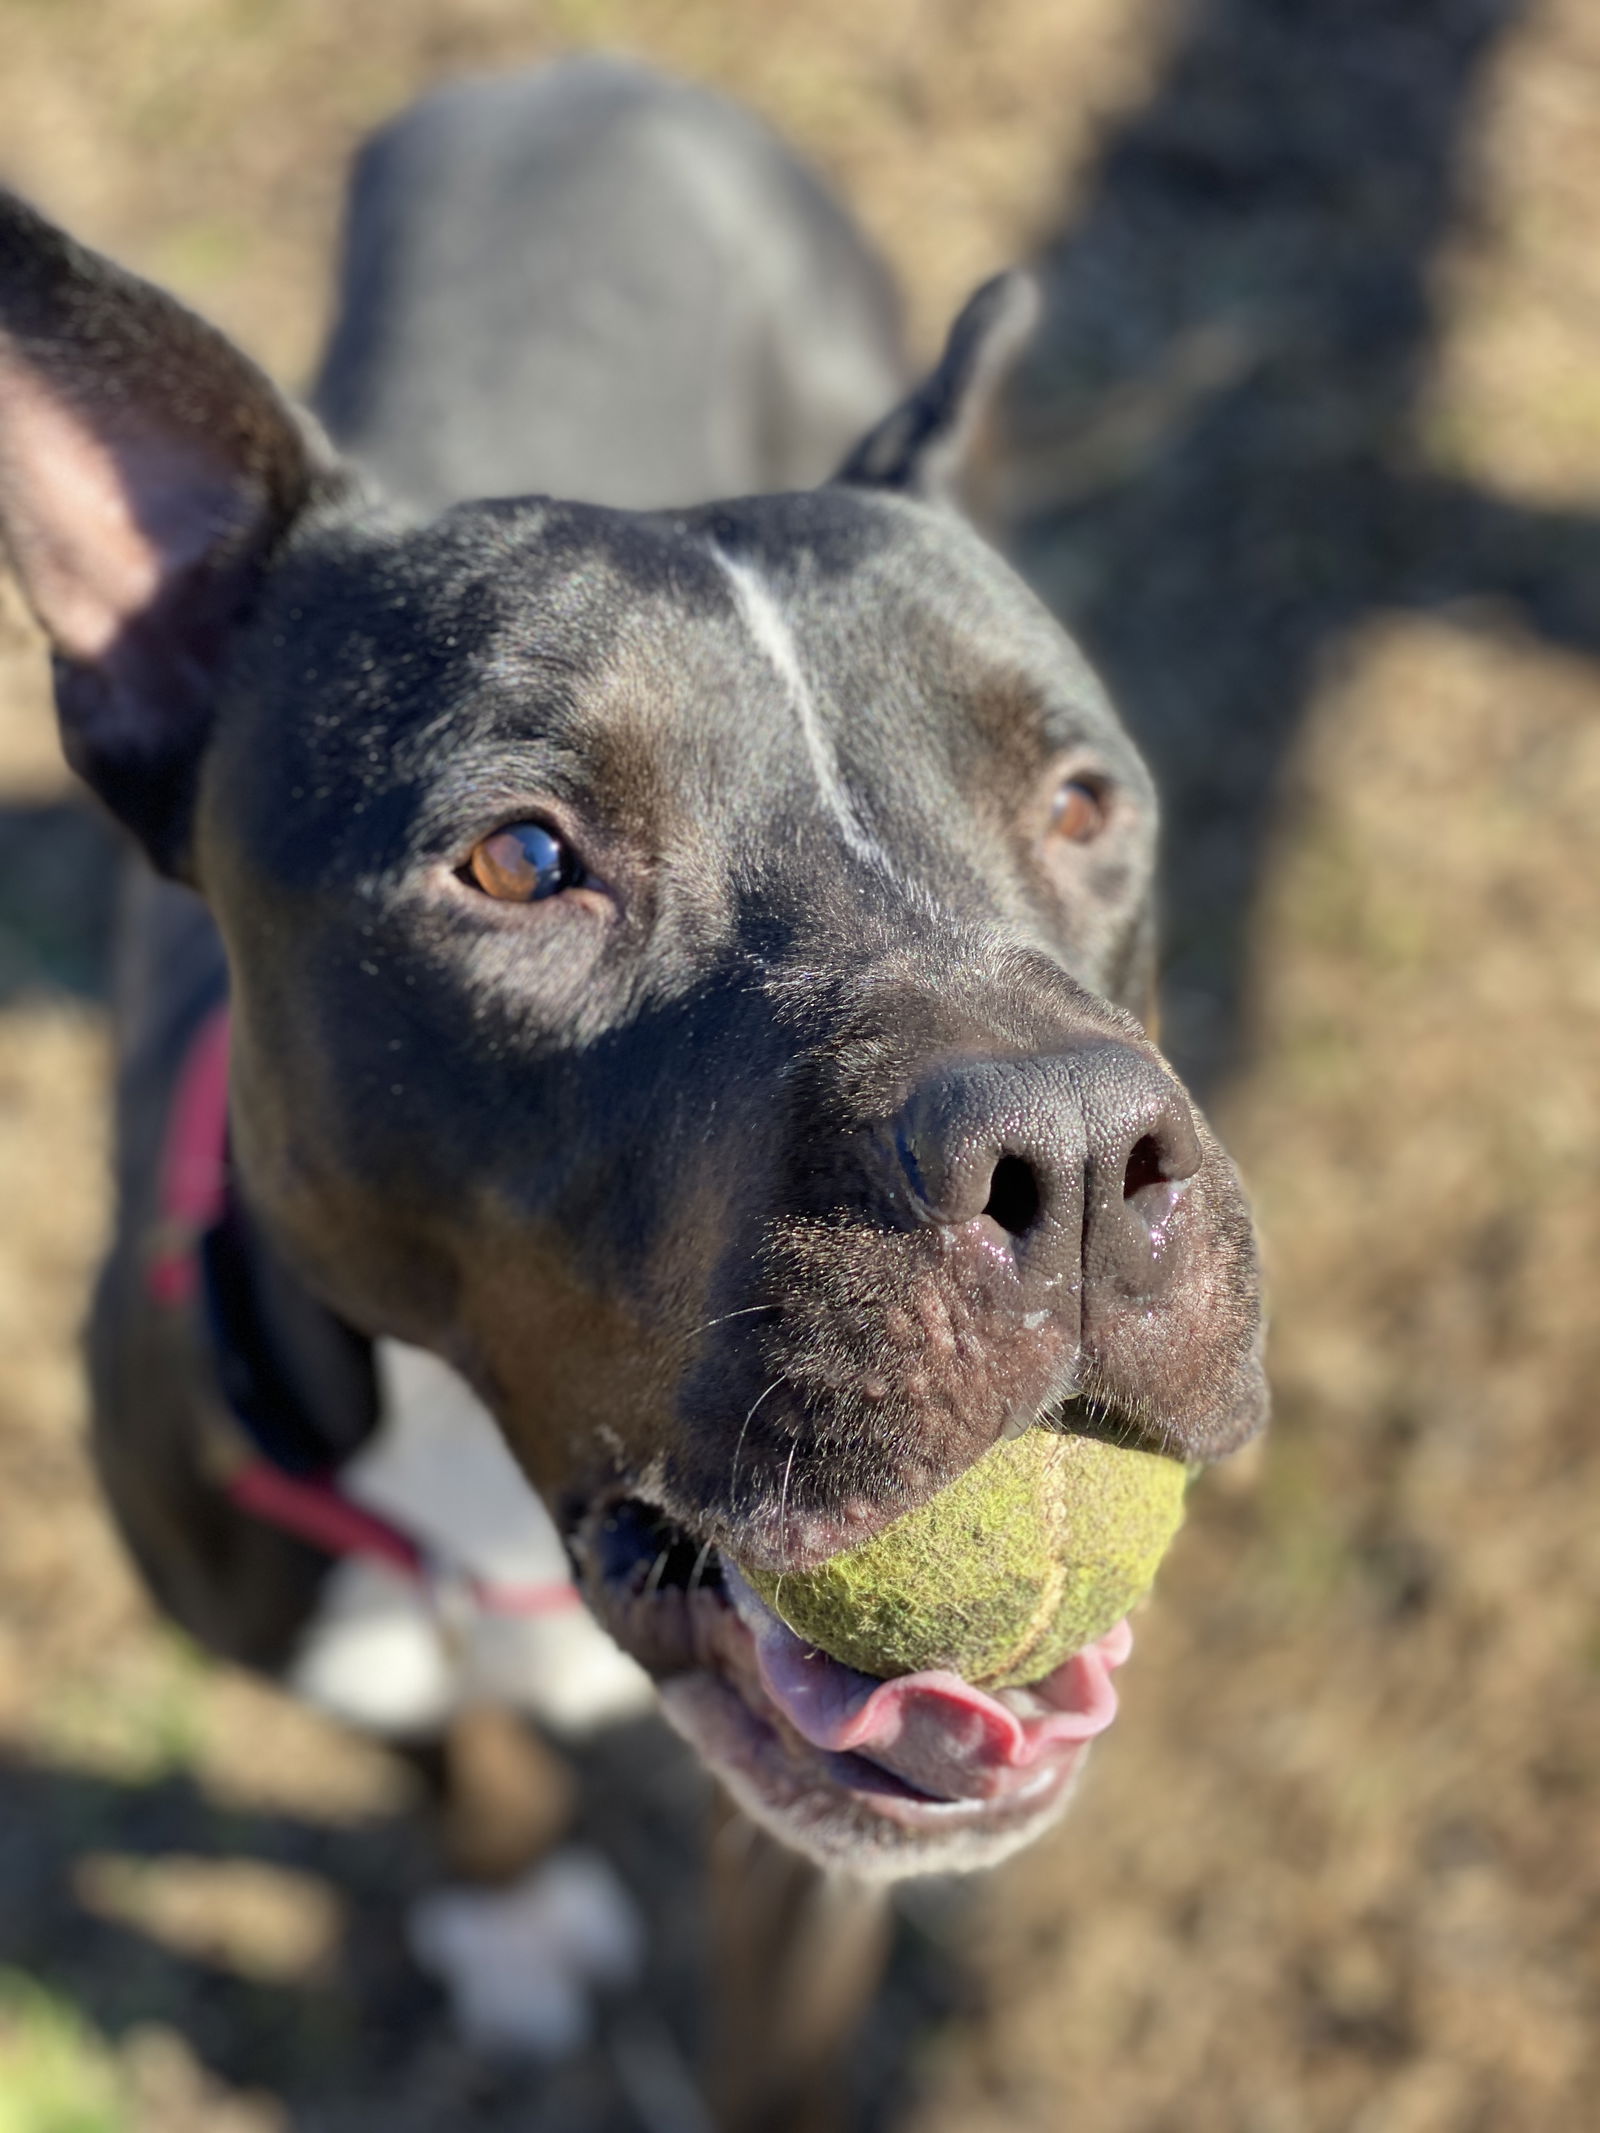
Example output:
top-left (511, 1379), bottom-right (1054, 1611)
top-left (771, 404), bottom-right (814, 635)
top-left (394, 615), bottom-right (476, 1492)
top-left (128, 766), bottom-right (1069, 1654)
top-left (0, 55), bottom-right (1265, 2127)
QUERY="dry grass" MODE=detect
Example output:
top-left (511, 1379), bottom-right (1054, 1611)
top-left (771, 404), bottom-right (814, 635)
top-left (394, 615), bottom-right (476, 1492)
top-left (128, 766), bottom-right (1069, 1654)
top-left (3, 0), bottom-right (1600, 2128)
top-left (916, 613), bottom-right (1600, 2133)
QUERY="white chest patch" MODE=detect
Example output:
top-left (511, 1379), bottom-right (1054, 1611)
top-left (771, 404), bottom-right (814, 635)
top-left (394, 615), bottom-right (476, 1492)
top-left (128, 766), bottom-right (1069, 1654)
top-left (286, 1341), bottom-right (653, 1738)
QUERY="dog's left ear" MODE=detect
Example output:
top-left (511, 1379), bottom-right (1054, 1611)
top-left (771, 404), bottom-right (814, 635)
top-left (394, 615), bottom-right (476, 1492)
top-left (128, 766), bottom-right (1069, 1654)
top-left (0, 190), bottom-right (345, 877)
top-left (835, 269), bottom-right (1038, 511)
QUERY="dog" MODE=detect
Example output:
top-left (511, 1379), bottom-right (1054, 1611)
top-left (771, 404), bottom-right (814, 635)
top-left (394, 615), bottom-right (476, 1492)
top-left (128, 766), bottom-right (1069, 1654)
top-left (0, 55), bottom-right (1266, 2130)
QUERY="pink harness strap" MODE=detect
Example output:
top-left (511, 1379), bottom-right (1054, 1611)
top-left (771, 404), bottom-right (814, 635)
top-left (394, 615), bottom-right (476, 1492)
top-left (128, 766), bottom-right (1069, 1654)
top-left (226, 1459), bottom-right (581, 1616)
top-left (146, 1003), bottom-right (231, 1309)
top-left (149, 1005), bottom-right (580, 1619)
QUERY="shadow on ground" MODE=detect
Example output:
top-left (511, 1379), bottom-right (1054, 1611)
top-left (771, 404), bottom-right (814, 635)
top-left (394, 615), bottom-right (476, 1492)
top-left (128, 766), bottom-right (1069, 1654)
top-left (0, 1747), bottom-right (435, 2103)
top-left (0, 1716), bottom-right (955, 2131)
top-left (0, 1722), bottom-right (720, 2133)
top-left (1011, 0), bottom-right (1600, 1095)
top-left (0, 801), bottom-right (119, 1005)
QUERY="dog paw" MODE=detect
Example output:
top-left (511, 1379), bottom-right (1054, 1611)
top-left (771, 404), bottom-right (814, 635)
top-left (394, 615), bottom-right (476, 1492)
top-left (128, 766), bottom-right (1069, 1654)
top-left (407, 1848), bottom-right (643, 2057)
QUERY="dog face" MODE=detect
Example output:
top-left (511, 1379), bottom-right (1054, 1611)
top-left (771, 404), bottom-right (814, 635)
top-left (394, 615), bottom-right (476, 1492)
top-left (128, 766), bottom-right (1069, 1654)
top-left (0, 199), bottom-right (1265, 1875)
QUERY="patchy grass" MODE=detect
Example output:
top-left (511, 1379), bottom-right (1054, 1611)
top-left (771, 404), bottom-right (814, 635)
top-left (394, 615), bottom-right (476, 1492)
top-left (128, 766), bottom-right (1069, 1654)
top-left (0, 1975), bottom-right (127, 2133)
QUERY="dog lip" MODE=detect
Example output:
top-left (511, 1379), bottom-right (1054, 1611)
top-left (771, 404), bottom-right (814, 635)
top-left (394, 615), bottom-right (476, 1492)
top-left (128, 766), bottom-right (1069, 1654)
top-left (575, 1490), bottom-right (1130, 1829)
top-left (657, 1650), bottom-right (1093, 1838)
top-left (722, 1563), bottom-right (1128, 1805)
top-left (582, 1477), bottom-right (893, 1581)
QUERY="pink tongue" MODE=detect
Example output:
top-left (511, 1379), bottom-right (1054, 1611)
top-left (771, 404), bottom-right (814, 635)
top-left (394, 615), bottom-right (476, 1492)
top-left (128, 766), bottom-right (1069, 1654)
top-left (724, 1568), bottom-right (1130, 1804)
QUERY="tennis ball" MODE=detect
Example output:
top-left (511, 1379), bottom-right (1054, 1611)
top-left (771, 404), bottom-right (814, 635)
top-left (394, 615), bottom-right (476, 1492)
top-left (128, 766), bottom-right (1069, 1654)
top-left (742, 1431), bottom-right (1187, 1689)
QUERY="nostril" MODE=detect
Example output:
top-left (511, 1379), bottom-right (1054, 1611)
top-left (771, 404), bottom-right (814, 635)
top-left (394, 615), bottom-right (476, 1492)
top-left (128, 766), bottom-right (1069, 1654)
top-left (984, 1153), bottom-right (1042, 1238)
top-left (1123, 1134), bottom-right (1168, 1201)
top-left (1123, 1130), bottom-right (1189, 1238)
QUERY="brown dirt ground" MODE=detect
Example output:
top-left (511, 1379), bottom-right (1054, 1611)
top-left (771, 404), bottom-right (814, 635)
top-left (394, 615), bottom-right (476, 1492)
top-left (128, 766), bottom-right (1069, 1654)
top-left (3, 2), bottom-right (1600, 2129)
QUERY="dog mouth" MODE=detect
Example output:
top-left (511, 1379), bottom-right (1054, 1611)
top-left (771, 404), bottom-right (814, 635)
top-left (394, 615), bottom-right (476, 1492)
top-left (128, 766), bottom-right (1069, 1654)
top-left (573, 1496), bottom-right (1131, 1854)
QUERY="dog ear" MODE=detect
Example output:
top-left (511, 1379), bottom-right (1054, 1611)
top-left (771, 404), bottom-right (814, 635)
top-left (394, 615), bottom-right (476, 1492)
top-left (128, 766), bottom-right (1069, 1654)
top-left (0, 190), bottom-right (346, 877)
top-left (835, 269), bottom-right (1039, 510)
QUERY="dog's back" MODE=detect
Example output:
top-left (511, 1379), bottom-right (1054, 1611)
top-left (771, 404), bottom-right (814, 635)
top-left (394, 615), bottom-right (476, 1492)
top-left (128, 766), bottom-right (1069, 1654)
top-left (313, 57), bottom-right (906, 512)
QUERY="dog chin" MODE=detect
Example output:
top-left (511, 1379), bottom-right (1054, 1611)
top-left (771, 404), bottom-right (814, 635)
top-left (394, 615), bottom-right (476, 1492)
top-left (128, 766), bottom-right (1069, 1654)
top-left (656, 1666), bottom-right (1091, 1879)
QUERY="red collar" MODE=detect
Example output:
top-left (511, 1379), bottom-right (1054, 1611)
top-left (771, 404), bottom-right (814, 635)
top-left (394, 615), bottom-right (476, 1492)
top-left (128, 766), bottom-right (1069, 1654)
top-left (150, 1005), bottom-right (577, 1619)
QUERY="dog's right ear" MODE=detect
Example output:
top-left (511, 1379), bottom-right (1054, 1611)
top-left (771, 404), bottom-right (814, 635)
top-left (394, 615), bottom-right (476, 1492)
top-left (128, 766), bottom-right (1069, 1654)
top-left (835, 269), bottom-right (1038, 513)
top-left (0, 191), bottom-right (345, 877)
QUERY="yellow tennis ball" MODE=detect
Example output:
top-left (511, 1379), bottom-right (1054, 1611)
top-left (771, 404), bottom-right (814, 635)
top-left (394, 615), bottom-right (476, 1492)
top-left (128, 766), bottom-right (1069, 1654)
top-left (742, 1431), bottom-right (1187, 1689)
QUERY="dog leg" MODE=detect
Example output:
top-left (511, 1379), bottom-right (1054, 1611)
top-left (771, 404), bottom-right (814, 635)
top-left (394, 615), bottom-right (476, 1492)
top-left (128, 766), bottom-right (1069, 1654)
top-left (433, 1702), bottom-right (576, 1884)
top-left (408, 1705), bottom-right (643, 2056)
top-left (707, 1796), bottom-right (890, 2133)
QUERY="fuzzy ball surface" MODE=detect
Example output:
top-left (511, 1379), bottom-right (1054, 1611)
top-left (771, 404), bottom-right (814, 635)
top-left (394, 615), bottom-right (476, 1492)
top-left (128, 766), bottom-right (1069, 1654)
top-left (742, 1431), bottom-right (1187, 1688)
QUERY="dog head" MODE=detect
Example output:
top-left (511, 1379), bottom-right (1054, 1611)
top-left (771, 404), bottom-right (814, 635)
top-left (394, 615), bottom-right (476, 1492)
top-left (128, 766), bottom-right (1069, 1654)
top-left (0, 197), bottom-right (1265, 1875)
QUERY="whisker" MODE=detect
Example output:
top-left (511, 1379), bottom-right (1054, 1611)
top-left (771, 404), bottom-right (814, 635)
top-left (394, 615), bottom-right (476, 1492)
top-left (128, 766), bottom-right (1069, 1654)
top-left (676, 1303), bottom-right (778, 1353)
top-left (729, 1375), bottom-right (784, 1509)
top-left (695, 1304), bottom-right (776, 1336)
top-left (777, 1438), bottom-right (799, 1554)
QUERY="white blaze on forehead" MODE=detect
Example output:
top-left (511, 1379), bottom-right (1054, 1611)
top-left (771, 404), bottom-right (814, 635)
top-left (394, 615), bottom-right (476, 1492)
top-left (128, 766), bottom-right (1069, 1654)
top-left (712, 546), bottom-right (884, 865)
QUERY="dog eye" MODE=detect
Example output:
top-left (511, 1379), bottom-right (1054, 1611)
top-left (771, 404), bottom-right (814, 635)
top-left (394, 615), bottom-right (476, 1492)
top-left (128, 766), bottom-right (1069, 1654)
top-left (1050, 776), bottom-right (1109, 845)
top-left (462, 822), bottom-right (580, 901)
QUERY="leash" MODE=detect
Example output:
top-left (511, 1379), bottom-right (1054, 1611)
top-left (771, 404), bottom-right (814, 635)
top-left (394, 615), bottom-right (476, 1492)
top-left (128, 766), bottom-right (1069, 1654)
top-left (147, 1003), bottom-right (580, 1620)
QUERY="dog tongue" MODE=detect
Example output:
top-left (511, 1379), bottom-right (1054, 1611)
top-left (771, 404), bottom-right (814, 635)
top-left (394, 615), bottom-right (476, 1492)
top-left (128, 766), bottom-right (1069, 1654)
top-left (723, 1566), bottom-right (1130, 1803)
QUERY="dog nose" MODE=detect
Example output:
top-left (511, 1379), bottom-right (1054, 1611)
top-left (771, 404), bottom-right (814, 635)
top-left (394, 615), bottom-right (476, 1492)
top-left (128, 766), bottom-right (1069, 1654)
top-left (891, 1045), bottom-right (1202, 1303)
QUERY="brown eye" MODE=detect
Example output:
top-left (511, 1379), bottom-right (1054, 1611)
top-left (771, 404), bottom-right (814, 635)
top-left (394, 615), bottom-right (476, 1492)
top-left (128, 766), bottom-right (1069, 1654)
top-left (462, 821), bottom-right (579, 902)
top-left (1050, 776), bottom-right (1109, 845)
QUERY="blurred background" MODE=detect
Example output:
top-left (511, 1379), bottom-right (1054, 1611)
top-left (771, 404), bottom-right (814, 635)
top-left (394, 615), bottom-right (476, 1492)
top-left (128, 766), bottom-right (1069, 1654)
top-left (2, 1), bottom-right (1599, 2127)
